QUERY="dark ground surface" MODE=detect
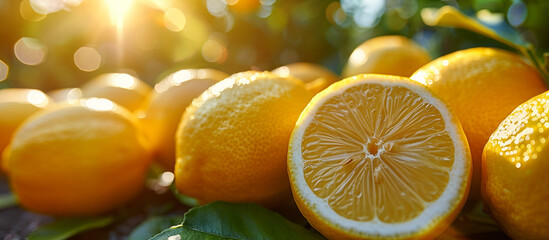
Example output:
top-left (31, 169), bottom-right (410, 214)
top-left (0, 173), bottom-right (192, 240)
top-left (0, 173), bottom-right (511, 240)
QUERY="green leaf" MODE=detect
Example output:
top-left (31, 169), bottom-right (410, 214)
top-left (0, 192), bottom-right (17, 210)
top-left (151, 225), bottom-right (235, 240)
top-left (170, 184), bottom-right (199, 207)
top-left (421, 5), bottom-right (549, 85)
top-left (26, 216), bottom-right (114, 240)
top-left (149, 201), bottom-right (325, 240)
top-left (421, 6), bottom-right (528, 49)
top-left (128, 215), bottom-right (185, 240)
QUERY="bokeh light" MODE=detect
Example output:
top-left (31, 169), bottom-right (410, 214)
top-left (0, 60), bottom-right (8, 82)
top-left (84, 97), bottom-right (115, 111)
top-left (74, 46), bottom-right (102, 72)
top-left (202, 35), bottom-right (228, 63)
top-left (164, 8), bottom-right (187, 32)
top-left (207, 0), bottom-right (228, 17)
top-left (14, 37), bottom-right (47, 66)
top-left (26, 89), bottom-right (50, 108)
top-left (20, 0), bottom-right (46, 21)
top-left (477, 9), bottom-right (504, 25)
top-left (508, 0), bottom-right (527, 27)
top-left (341, 0), bottom-right (385, 28)
top-left (108, 73), bottom-right (138, 90)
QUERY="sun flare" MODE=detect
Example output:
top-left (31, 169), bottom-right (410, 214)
top-left (105, 0), bottom-right (134, 26)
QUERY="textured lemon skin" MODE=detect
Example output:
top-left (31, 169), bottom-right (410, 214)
top-left (8, 100), bottom-right (151, 216)
top-left (141, 69), bottom-right (228, 170)
top-left (288, 74), bottom-right (472, 240)
top-left (175, 71), bottom-right (313, 206)
top-left (0, 88), bottom-right (52, 173)
top-left (411, 47), bottom-right (547, 199)
top-left (343, 35), bottom-right (431, 78)
top-left (482, 91), bottom-right (549, 240)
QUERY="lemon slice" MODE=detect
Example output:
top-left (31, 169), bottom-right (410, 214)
top-left (288, 74), bottom-right (471, 239)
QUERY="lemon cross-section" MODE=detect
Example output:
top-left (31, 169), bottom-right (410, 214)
top-left (288, 74), bottom-right (471, 240)
top-left (302, 83), bottom-right (454, 223)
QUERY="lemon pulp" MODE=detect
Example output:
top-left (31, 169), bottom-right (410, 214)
top-left (301, 83), bottom-right (454, 223)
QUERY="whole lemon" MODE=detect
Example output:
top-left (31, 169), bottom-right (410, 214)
top-left (343, 35), bottom-right (431, 77)
top-left (7, 98), bottom-right (151, 216)
top-left (482, 91), bottom-right (549, 240)
top-left (410, 47), bottom-right (547, 199)
top-left (272, 62), bottom-right (339, 94)
top-left (0, 88), bottom-right (52, 172)
top-left (175, 71), bottom-right (313, 206)
top-left (141, 68), bottom-right (228, 170)
top-left (81, 73), bottom-right (152, 112)
top-left (47, 88), bottom-right (82, 103)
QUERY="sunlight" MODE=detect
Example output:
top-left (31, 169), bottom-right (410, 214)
top-left (105, 0), bottom-right (133, 26)
top-left (105, 0), bottom-right (134, 65)
top-left (26, 89), bottom-right (50, 108)
top-left (84, 97), bottom-right (115, 111)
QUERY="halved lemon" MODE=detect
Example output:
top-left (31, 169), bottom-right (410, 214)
top-left (288, 74), bottom-right (472, 239)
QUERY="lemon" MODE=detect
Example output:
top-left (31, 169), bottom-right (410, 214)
top-left (288, 74), bottom-right (471, 239)
top-left (81, 73), bottom-right (152, 112)
top-left (141, 68), bottom-right (228, 170)
top-left (482, 90), bottom-right (549, 240)
top-left (47, 88), bottom-right (82, 103)
top-left (411, 47), bottom-right (547, 200)
top-left (343, 35), bottom-right (431, 77)
top-left (8, 98), bottom-right (151, 216)
top-left (175, 71), bottom-right (313, 206)
top-left (0, 88), bottom-right (52, 173)
top-left (272, 62), bottom-right (339, 94)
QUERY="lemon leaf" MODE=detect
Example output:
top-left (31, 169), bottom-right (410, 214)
top-left (128, 215), bottom-right (185, 240)
top-left (26, 216), bottom-right (114, 240)
top-left (149, 201), bottom-right (325, 240)
top-left (170, 184), bottom-right (199, 207)
top-left (0, 192), bottom-right (17, 210)
top-left (421, 6), bottom-right (527, 49)
top-left (421, 5), bottom-right (549, 85)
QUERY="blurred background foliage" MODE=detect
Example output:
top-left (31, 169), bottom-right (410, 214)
top-left (0, 0), bottom-right (547, 91)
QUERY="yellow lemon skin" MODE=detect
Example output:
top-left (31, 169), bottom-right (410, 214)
top-left (343, 35), bottom-right (431, 78)
top-left (175, 71), bottom-right (313, 206)
top-left (141, 68), bottom-right (228, 170)
top-left (47, 88), bottom-right (82, 103)
top-left (272, 62), bottom-right (339, 94)
top-left (7, 98), bottom-right (151, 216)
top-left (411, 47), bottom-right (547, 200)
top-left (81, 73), bottom-right (152, 112)
top-left (482, 91), bottom-right (549, 240)
top-left (0, 88), bottom-right (52, 173)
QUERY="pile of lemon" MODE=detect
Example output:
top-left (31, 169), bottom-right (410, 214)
top-left (1, 36), bottom-right (548, 239)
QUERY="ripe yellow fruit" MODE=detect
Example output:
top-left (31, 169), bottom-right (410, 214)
top-left (47, 88), bottom-right (82, 103)
top-left (482, 91), bottom-right (549, 240)
top-left (410, 47), bottom-right (547, 199)
top-left (7, 98), bottom-right (151, 216)
top-left (343, 35), bottom-right (431, 77)
top-left (81, 73), bottom-right (152, 112)
top-left (288, 74), bottom-right (471, 239)
top-left (272, 62), bottom-right (339, 94)
top-left (141, 68), bottom-right (228, 170)
top-left (175, 71), bottom-right (313, 206)
top-left (0, 88), bottom-right (52, 172)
